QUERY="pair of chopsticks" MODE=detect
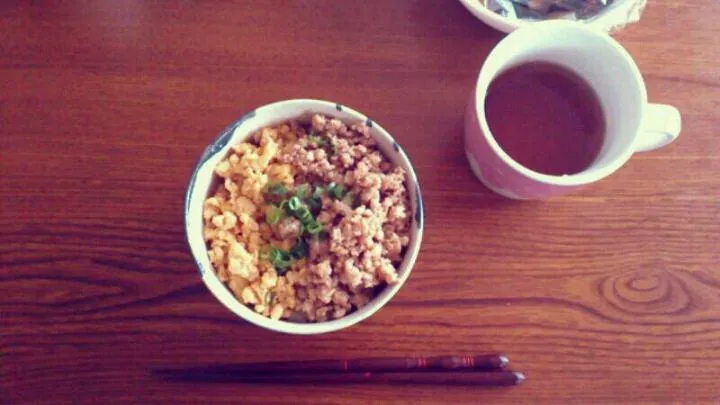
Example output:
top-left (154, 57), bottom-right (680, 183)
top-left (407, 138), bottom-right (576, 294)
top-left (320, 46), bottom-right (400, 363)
top-left (154, 354), bottom-right (525, 387)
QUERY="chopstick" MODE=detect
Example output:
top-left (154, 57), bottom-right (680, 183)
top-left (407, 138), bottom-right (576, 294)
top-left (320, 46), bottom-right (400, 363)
top-left (154, 354), bottom-right (525, 387)
top-left (157, 354), bottom-right (508, 375)
top-left (156, 369), bottom-right (525, 386)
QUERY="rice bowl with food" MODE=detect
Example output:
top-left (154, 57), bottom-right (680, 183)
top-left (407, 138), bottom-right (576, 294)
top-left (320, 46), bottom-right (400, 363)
top-left (185, 100), bottom-right (424, 333)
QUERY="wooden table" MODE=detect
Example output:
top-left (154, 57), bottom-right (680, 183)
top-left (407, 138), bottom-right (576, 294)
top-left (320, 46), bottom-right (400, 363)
top-left (2, 1), bottom-right (719, 404)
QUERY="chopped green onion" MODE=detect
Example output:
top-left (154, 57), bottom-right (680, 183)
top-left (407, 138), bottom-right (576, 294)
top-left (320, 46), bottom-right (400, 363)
top-left (302, 215), bottom-right (313, 226)
top-left (307, 197), bottom-right (322, 211)
top-left (327, 183), bottom-right (346, 199)
top-left (342, 191), bottom-right (357, 208)
top-left (334, 185), bottom-right (346, 199)
top-left (306, 221), bottom-right (323, 235)
top-left (266, 183), bottom-right (287, 196)
top-left (266, 205), bottom-right (285, 225)
top-left (295, 184), bottom-right (309, 199)
top-left (270, 247), bottom-right (292, 273)
top-left (279, 199), bottom-right (289, 212)
top-left (288, 196), bottom-right (301, 212)
top-left (269, 248), bottom-right (282, 262)
top-left (290, 238), bottom-right (308, 260)
top-left (312, 185), bottom-right (324, 199)
top-left (309, 135), bottom-right (326, 147)
top-left (295, 206), bottom-right (313, 224)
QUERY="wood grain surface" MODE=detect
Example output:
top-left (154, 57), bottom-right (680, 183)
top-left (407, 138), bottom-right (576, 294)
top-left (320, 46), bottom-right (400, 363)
top-left (1, 1), bottom-right (719, 404)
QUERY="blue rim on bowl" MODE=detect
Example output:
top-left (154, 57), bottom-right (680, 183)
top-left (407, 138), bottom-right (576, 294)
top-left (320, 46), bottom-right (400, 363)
top-left (184, 99), bottom-right (424, 334)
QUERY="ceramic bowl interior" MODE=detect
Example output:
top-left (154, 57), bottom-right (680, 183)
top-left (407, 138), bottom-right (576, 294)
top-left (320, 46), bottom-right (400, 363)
top-left (185, 99), bottom-right (424, 334)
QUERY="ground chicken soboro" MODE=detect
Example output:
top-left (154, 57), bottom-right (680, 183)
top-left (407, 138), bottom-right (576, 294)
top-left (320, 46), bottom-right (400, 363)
top-left (202, 114), bottom-right (411, 322)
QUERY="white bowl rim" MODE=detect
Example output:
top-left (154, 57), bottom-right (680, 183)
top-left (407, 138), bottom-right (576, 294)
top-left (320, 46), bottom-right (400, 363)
top-left (184, 99), bottom-right (425, 334)
top-left (457, 0), bottom-right (528, 33)
top-left (457, 0), bottom-right (639, 33)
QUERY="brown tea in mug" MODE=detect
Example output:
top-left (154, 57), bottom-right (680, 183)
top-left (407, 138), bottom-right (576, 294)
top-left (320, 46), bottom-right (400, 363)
top-left (484, 62), bottom-right (605, 176)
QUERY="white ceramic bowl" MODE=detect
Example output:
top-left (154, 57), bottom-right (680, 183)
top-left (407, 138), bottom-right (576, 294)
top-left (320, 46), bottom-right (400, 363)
top-left (457, 0), bottom-right (644, 33)
top-left (185, 99), bottom-right (425, 334)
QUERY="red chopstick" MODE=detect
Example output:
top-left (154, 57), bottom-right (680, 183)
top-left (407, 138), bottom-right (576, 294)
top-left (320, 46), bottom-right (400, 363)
top-left (156, 369), bottom-right (525, 386)
top-left (158, 354), bottom-right (508, 375)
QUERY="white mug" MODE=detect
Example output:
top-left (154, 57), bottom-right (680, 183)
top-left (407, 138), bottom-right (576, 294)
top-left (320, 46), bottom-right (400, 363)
top-left (465, 21), bottom-right (682, 199)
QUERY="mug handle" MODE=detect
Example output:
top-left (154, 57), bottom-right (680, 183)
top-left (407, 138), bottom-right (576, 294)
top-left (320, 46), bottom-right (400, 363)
top-left (634, 104), bottom-right (682, 152)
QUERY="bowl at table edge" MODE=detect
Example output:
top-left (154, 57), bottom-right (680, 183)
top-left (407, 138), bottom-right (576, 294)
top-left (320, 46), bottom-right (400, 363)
top-left (184, 99), bottom-right (425, 335)
top-left (457, 0), bottom-right (643, 33)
